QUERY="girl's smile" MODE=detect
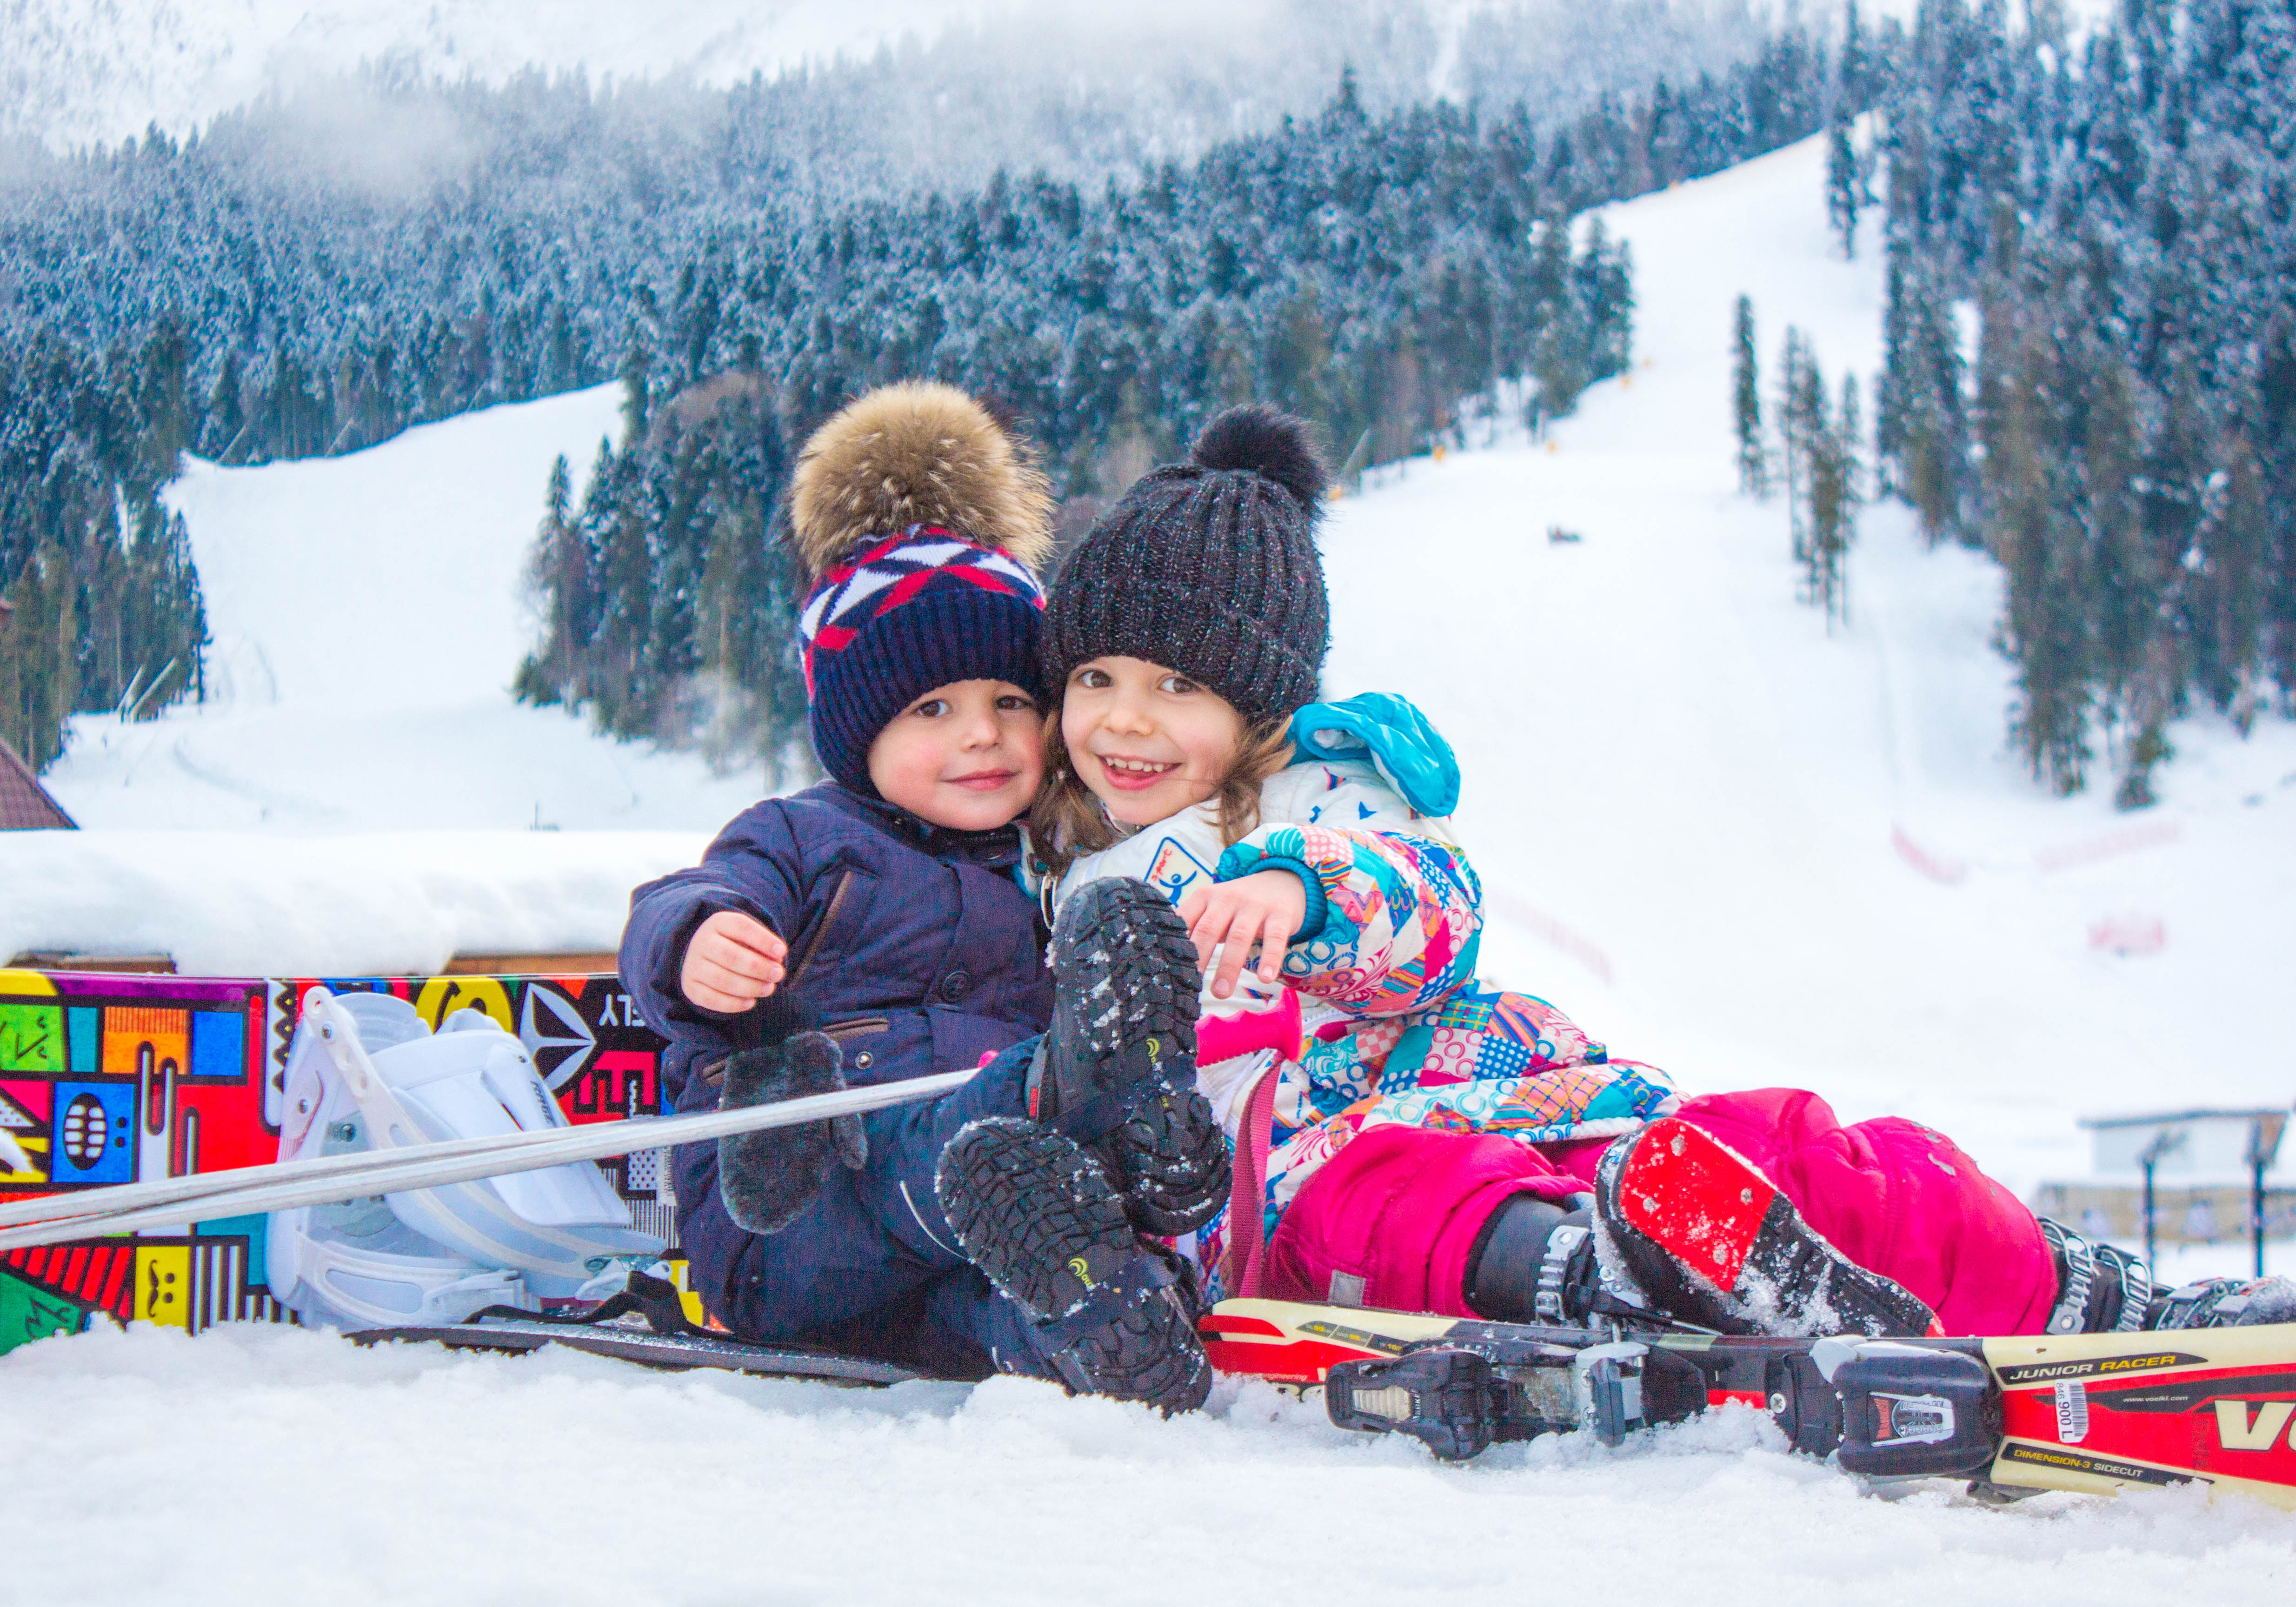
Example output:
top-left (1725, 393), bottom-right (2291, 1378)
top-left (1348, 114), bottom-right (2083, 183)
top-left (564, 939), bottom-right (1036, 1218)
top-left (1091, 753), bottom-right (1181, 789)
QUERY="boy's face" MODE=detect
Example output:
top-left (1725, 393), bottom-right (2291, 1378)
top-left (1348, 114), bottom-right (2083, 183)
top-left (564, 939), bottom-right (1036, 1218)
top-left (865, 679), bottom-right (1045, 830)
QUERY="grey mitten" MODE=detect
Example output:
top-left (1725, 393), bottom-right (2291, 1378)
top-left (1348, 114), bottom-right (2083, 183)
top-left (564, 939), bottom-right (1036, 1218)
top-left (717, 1027), bottom-right (866, 1235)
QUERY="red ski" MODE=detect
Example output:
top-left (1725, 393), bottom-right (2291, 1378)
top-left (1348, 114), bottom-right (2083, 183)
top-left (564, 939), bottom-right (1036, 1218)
top-left (1204, 1297), bottom-right (2296, 1507)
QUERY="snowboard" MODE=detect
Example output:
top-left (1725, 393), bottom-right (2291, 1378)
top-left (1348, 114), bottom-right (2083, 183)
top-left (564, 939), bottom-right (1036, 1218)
top-left (0, 966), bottom-right (685, 1351)
top-left (1202, 1297), bottom-right (2296, 1508)
top-left (348, 1316), bottom-right (920, 1385)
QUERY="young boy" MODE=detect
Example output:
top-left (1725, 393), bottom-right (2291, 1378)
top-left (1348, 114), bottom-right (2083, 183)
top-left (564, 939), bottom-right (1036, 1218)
top-left (619, 382), bottom-right (1218, 1405)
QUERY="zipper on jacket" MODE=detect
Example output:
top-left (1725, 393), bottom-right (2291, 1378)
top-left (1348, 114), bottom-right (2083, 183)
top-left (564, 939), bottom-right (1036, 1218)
top-left (700, 871), bottom-right (860, 1091)
top-left (785, 868), bottom-right (856, 992)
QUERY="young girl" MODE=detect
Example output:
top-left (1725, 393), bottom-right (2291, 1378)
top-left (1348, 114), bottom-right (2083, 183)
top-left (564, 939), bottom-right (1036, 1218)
top-left (935, 405), bottom-right (2294, 1373)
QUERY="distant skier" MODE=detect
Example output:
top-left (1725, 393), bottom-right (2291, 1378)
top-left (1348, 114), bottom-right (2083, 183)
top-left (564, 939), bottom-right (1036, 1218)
top-left (951, 404), bottom-right (2295, 1373)
top-left (619, 383), bottom-right (1215, 1409)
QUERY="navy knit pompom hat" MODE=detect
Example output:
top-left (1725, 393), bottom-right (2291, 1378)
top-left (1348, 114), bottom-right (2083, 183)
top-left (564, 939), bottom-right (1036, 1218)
top-left (1043, 404), bottom-right (1329, 725)
top-left (790, 382), bottom-right (1054, 795)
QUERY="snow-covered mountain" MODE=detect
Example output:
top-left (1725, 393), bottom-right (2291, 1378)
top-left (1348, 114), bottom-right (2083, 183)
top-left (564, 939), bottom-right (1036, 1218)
top-left (3, 0), bottom-right (2135, 157)
top-left (2, 0), bottom-right (1012, 151)
top-left (2, 0), bottom-right (1802, 160)
top-left (5, 124), bottom-right (2293, 1593)
top-left (27, 127), bottom-right (2293, 1190)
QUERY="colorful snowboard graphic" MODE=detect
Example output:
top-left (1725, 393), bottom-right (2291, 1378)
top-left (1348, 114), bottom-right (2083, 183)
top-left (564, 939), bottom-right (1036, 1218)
top-left (0, 968), bottom-right (680, 1353)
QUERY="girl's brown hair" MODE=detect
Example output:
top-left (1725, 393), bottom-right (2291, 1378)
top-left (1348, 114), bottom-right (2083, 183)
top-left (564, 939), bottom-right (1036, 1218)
top-left (1030, 682), bottom-right (1295, 879)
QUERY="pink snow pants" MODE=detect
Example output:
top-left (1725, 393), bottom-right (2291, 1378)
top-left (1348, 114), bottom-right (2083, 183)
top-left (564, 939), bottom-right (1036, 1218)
top-left (1262, 1088), bottom-right (2060, 1336)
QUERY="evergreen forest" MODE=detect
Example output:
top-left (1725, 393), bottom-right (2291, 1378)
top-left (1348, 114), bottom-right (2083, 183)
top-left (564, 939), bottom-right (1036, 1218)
top-left (0, 16), bottom-right (1857, 772)
top-left (1871, 0), bottom-right (2296, 806)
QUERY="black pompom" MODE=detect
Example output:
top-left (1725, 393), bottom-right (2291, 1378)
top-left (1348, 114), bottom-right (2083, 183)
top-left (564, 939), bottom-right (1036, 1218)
top-left (1191, 404), bottom-right (1327, 515)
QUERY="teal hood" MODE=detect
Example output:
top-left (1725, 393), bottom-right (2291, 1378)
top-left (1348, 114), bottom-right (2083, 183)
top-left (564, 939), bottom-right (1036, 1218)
top-left (1284, 692), bottom-right (1461, 818)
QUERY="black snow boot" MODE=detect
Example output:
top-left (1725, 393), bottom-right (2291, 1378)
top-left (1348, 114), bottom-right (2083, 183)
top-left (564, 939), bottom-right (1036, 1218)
top-left (714, 993), bottom-right (865, 1235)
top-left (1464, 1192), bottom-right (1652, 1327)
top-left (1029, 877), bottom-right (1228, 1235)
top-left (935, 1116), bottom-right (1212, 1413)
top-left (1593, 1117), bottom-right (1940, 1338)
top-left (1102, 1085), bottom-right (1231, 1235)
top-left (2037, 1218), bottom-right (2156, 1333)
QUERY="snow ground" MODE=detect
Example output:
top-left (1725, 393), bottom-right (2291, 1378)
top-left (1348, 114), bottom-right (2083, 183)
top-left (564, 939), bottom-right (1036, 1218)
top-left (8, 131), bottom-right (2296, 1587)
top-left (9, 1321), bottom-right (2293, 1607)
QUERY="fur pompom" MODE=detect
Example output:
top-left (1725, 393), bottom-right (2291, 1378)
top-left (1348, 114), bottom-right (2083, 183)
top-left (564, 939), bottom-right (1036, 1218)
top-left (1190, 404), bottom-right (1328, 514)
top-left (790, 381), bottom-right (1053, 578)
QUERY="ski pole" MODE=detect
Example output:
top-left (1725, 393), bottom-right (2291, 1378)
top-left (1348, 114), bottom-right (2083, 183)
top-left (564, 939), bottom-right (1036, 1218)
top-left (0, 985), bottom-right (970, 1235)
top-left (0, 1065), bottom-right (977, 1252)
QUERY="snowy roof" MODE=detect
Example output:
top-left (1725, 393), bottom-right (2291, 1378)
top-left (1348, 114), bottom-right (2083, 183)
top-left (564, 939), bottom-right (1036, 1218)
top-left (0, 737), bottom-right (74, 831)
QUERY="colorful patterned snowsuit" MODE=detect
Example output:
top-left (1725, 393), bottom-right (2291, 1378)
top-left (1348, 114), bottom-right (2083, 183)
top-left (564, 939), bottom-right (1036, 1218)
top-left (1041, 697), bottom-right (1677, 1298)
top-left (1045, 696), bottom-right (2059, 1336)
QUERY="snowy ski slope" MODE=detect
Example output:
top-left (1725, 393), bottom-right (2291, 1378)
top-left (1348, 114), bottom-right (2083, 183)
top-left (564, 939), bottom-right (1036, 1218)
top-left (6, 132), bottom-right (2296, 1594)
top-left (15, 384), bottom-right (754, 975)
top-left (1323, 136), bottom-right (2296, 1208)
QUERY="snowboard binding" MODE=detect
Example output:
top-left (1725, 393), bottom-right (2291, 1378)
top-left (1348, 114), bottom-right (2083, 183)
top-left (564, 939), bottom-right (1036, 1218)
top-left (266, 988), bottom-right (663, 1331)
top-left (1324, 1322), bottom-right (2002, 1476)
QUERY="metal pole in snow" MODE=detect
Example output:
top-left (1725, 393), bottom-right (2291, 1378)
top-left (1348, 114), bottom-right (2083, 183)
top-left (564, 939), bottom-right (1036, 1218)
top-left (2255, 1152), bottom-right (2267, 1281)
top-left (2143, 1155), bottom-right (2157, 1277)
top-left (2248, 1114), bottom-right (2288, 1281)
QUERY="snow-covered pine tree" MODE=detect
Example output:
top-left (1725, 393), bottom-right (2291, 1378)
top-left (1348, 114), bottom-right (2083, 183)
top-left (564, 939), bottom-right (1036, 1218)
top-left (1825, 106), bottom-right (1861, 260)
top-left (2, 18), bottom-right (1852, 770)
top-left (1733, 294), bottom-right (1766, 495)
top-left (1872, 0), bottom-right (2296, 801)
top-left (1777, 325), bottom-right (1811, 564)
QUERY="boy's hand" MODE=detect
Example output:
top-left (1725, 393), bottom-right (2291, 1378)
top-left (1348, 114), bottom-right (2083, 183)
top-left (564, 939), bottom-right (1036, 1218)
top-left (1177, 871), bottom-right (1307, 1000)
top-left (681, 911), bottom-right (788, 1013)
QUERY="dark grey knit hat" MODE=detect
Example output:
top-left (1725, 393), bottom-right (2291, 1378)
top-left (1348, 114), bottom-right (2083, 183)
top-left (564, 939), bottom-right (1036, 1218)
top-left (1044, 405), bottom-right (1329, 725)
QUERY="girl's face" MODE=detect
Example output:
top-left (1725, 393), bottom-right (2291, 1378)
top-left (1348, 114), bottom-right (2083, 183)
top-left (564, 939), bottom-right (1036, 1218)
top-left (1061, 655), bottom-right (1246, 827)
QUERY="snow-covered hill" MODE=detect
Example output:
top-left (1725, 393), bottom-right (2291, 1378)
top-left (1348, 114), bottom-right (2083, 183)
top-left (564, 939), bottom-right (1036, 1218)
top-left (6, 129), bottom-right (2295, 1590)
top-left (13, 384), bottom-right (763, 974)
top-left (1323, 137), bottom-right (2296, 1209)
top-left (14, 127), bottom-right (2294, 1170)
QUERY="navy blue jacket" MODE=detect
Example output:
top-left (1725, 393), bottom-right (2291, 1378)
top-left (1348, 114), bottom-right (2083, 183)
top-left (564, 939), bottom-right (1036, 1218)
top-left (620, 781), bottom-right (1056, 1353)
top-left (621, 780), bottom-right (1055, 1116)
